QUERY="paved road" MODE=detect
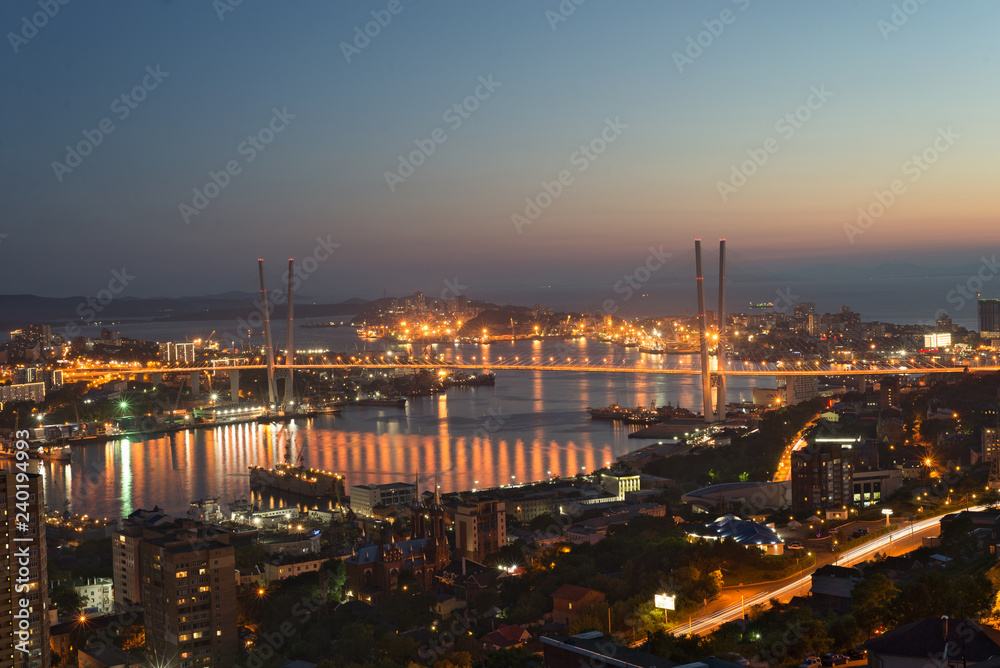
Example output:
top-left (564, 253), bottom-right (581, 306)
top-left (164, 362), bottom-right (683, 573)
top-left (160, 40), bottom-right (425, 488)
top-left (673, 508), bottom-right (966, 636)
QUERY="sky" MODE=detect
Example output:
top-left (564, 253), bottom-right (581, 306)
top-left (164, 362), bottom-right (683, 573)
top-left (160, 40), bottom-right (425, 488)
top-left (1, 1), bottom-right (998, 303)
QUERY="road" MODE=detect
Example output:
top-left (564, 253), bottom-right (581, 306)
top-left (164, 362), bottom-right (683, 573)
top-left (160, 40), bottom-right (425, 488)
top-left (672, 507), bottom-right (974, 636)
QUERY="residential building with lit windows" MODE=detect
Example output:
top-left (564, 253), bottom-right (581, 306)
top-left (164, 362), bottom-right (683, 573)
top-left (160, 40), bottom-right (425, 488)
top-left (979, 298), bottom-right (1000, 339)
top-left (139, 527), bottom-right (238, 667)
top-left (983, 426), bottom-right (1000, 463)
top-left (112, 507), bottom-right (176, 611)
top-left (454, 498), bottom-right (506, 561)
top-left (72, 578), bottom-right (114, 616)
top-left (113, 510), bottom-right (238, 667)
top-left (0, 471), bottom-right (49, 668)
top-left (791, 442), bottom-right (853, 513)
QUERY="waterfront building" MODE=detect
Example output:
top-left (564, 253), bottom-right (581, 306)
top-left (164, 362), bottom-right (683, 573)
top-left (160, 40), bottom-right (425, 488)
top-left (349, 482), bottom-right (416, 518)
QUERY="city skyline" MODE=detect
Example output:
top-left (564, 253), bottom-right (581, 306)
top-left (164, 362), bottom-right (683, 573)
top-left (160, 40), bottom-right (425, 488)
top-left (3, 1), bottom-right (998, 298)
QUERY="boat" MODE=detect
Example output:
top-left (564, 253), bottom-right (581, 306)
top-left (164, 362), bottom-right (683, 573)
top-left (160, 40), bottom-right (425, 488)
top-left (586, 403), bottom-right (632, 420)
top-left (622, 411), bottom-right (664, 425)
top-left (355, 397), bottom-right (407, 408)
top-left (639, 345), bottom-right (666, 354)
top-left (448, 371), bottom-right (496, 387)
top-left (36, 444), bottom-right (72, 462)
top-left (248, 463), bottom-right (345, 498)
top-left (0, 444), bottom-right (72, 462)
top-left (255, 410), bottom-right (318, 424)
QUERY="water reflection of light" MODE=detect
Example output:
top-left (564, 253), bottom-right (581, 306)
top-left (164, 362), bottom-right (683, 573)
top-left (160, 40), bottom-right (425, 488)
top-left (121, 440), bottom-right (132, 516)
top-left (59, 344), bottom-right (769, 517)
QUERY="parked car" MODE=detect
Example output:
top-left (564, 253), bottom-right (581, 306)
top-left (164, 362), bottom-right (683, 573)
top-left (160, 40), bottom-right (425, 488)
top-left (798, 657), bottom-right (821, 668)
top-left (822, 653), bottom-right (849, 666)
top-left (848, 648), bottom-right (868, 661)
top-left (787, 542), bottom-right (804, 550)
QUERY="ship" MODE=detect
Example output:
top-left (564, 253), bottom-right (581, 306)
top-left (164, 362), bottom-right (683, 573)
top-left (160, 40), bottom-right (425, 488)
top-left (36, 444), bottom-right (72, 462)
top-left (248, 462), bottom-right (345, 499)
top-left (355, 397), bottom-right (407, 408)
top-left (586, 403), bottom-right (632, 420)
top-left (448, 371), bottom-right (496, 387)
top-left (0, 443), bottom-right (72, 462)
top-left (255, 410), bottom-right (319, 424)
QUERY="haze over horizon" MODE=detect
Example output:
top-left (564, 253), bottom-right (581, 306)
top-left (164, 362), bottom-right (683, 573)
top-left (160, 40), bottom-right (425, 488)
top-left (3, 1), bottom-right (998, 300)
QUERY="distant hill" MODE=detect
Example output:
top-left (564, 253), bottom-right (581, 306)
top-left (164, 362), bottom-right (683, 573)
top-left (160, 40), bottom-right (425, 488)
top-left (0, 293), bottom-right (371, 330)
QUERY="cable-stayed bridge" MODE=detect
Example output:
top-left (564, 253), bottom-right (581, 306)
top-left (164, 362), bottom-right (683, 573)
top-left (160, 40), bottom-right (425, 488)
top-left (64, 245), bottom-right (996, 422)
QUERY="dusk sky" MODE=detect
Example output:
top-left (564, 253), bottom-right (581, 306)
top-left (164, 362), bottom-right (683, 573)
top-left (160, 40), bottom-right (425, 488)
top-left (2, 1), bottom-right (998, 301)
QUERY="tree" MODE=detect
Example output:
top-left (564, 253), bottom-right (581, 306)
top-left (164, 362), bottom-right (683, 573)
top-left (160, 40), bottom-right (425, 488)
top-left (939, 514), bottom-right (978, 560)
top-left (234, 543), bottom-right (270, 569)
top-left (481, 648), bottom-right (537, 667)
top-left (50, 581), bottom-right (84, 614)
top-left (827, 614), bottom-right (863, 651)
top-left (851, 573), bottom-right (899, 637)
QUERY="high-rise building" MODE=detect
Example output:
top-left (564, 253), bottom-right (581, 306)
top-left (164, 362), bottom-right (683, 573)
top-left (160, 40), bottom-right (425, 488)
top-left (779, 375), bottom-right (818, 405)
top-left (879, 377), bottom-right (899, 409)
top-left (0, 471), bottom-right (50, 668)
top-left (158, 342), bottom-right (195, 364)
top-left (793, 302), bottom-right (815, 319)
top-left (113, 510), bottom-right (238, 666)
top-left (454, 499), bottom-right (506, 562)
top-left (13, 368), bottom-right (39, 385)
top-left (923, 332), bottom-right (952, 349)
top-left (112, 508), bottom-right (176, 611)
top-left (979, 298), bottom-right (1000, 339)
top-left (791, 442), bottom-right (853, 513)
top-left (983, 426), bottom-right (1000, 463)
top-left (139, 528), bottom-right (238, 667)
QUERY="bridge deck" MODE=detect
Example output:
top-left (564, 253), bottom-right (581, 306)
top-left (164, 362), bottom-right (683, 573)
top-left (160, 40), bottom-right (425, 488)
top-left (64, 362), bottom-right (1000, 377)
